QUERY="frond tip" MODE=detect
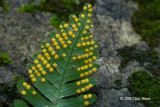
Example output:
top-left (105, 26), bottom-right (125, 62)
top-left (14, 3), bottom-right (99, 107)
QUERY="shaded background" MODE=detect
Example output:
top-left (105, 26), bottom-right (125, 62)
top-left (0, 0), bottom-right (160, 107)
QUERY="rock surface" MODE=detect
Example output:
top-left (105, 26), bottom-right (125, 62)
top-left (91, 0), bottom-right (146, 107)
top-left (0, 0), bottom-right (148, 106)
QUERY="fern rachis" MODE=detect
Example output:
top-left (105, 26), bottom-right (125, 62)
top-left (14, 3), bottom-right (99, 107)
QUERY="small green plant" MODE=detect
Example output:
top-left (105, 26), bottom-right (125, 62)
top-left (14, 3), bottom-right (99, 107)
top-left (0, 52), bottom-right (13, 66)
top-left (0, 0), bottom-right (8, 12)
top-left (132, 0), bottom-right (160, 46)
top-left (128, 70), bottom-right (160, 107)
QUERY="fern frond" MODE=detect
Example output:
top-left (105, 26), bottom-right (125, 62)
top-left (14, 3), bottom-right (99, 107)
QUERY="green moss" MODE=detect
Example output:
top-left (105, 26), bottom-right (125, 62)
top-left (18, 0), bottom-right (95, 28)
top-left (0, 0), bottom-right (8, 12)
top-left (18, 0), bottom-right (54, 13)
top-left (118, 45), bottom-right (160, 77)
top-left (0, 52), bottom-right (13, 66)
top-left (128, 70), bottom-right (160, 107)
top-left (132, 0), bottom-right (160, 46)
top-left (18, 3), bottom-right (39, 13)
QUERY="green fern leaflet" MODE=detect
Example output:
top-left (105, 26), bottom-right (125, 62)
top-left (14, 3), bottom-right (99, 107)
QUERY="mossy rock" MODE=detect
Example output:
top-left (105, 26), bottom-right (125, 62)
top-left (128, 70), bottom-right (160, 107)
top-left (132, 0), bottom-right (160, 46)
top-left (117, 45), bottom-right (160, 77)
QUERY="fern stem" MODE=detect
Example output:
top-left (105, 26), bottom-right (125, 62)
top-left (55, 12), bottom-right (88, 106)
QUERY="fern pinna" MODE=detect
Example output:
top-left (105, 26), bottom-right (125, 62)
top-left (14, 3), bottom-right (99, 107)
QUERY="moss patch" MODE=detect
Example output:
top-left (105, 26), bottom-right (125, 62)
top-left (18, 0), bottom-right (54, 13)
top-left (128, 70), bottom-right (160, 107)
top-left (117, 45), bottom-right (160, 77)
top-left (0, 52), bottom-right (13, 66)
top-left (132, 0), bottom-right (160, 46)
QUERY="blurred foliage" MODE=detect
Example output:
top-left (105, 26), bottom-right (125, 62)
top-left (128, 70), bottom-right (160, 107)
top-left (132, 0), bottom-right (160, 46)
top-left (0, 0), bottom-right (8, 12)
top-left (118, 45), bottom-right (160, 77)
top-left (19, 0), bottom-right (95, 28)
top-left (0, 52), bottom-right (13, 66)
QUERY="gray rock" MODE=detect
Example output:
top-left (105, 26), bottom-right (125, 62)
top-left (93, 88), bottom-right (144, 107)
top-left (91, 0), bottom-right (147, 106)
top-left (0, 67), bottom-right (14, 84)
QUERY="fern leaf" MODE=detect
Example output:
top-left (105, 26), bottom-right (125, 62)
top-left (14, 3), bottom-right (99, 107)
top-left (13, 100), bottom-right (28, 107)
